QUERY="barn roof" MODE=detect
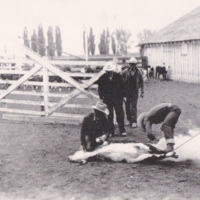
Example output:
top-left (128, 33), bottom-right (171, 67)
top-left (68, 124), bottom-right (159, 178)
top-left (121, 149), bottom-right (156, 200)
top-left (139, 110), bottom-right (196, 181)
top-left (140, 5), bottom-right (200, 44)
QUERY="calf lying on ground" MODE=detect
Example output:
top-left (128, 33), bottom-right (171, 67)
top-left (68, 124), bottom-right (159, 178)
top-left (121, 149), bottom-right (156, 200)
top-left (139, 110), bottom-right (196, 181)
top-left (69, 142), bottom-right (151, 163)
top-left (68, 138), bottom-right (177, 164)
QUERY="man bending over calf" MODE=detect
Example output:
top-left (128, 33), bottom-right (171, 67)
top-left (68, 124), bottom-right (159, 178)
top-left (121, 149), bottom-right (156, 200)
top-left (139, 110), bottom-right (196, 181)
top-left (137, 103), bottom-right (181, 153)
top-left (80, 102), bottom-right (110, 152)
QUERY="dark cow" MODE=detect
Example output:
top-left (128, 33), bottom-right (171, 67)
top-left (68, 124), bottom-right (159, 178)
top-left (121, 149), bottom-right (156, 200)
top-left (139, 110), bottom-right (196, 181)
top-left (155, 66), bottom-right (167, 80)
top-left (0, 74), bottom-right (13, 88)
top-left (93, 66), bottom-right (103, 73)
top-left (84, 66), bottom-right (95, 73)
top-left (28, 75), bottom-right (43, 90)
top-left (0, 73), bottom-right (21, 88)
top-left (0, 74), bottom-right (13, 81)
top-left (49, 75), bottom-right (62, 83)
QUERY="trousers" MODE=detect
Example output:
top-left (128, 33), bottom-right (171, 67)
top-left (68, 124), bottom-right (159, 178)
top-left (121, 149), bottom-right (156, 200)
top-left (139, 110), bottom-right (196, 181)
top-left (104, 99), bottom-right (126, 135)
top-left (161, 106), bottom-right (181, 144)
top-left (125, 91), bottom-right (138, 123)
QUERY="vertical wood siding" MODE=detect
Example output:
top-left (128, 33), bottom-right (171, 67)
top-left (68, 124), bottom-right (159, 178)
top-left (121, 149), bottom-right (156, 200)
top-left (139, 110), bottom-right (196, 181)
top-left (142, 41), bottom-right (200, 83)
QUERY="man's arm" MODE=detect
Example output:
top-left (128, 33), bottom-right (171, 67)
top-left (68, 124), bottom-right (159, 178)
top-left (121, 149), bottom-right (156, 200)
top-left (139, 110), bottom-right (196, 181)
top-left (97, 76), bottom-right (104, 100)
top-left (145, 120), bottom-right (155, 141)
top-left (146, 120), bottom-right (152, 135)
top-left (80, 117), bottom-right (89, 148)
top-left (139, 70), bottom-right (144, 97)
top-left (118, 73), bottom-right (126, 98)
top-left (121, 68), bottom-right (128, 81)
top-left (103, 117), bottom-right (110, 137)
top-left (116, 71), bottom-right (127, 99)
top-left (96, 118), bottom-right (110, 143)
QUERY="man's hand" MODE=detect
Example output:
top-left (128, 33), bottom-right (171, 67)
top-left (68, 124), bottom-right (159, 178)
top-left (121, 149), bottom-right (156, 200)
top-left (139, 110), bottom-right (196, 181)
top-left (140, 92), bottom-right (144, 98)
top-left (96, 134), bottom-right (107, 143)
top-left (147, 133), bottom-right (155, 141)
top-left (80, 145), bottom-right (86, 152)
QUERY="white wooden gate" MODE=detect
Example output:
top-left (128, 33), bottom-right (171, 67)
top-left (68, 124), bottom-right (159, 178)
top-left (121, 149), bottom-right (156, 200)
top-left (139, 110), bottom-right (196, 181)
top-left (0, 46), bottom-right (106, 124)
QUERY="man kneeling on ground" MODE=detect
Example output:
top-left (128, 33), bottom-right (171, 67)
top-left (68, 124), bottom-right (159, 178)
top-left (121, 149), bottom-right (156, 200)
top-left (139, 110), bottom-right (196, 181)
top-left (80, 102), bottom-right (110, 152)
top-left (137, 103), bottom-right (181, 153)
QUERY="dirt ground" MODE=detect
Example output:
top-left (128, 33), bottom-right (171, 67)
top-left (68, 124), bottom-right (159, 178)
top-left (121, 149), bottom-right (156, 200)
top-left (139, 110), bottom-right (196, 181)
top-left (0, 79), bottom-right (200, 200)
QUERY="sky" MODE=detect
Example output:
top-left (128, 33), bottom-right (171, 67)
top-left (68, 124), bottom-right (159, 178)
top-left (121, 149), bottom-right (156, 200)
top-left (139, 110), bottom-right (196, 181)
top-left (0, 0), bottom-right (200, 57)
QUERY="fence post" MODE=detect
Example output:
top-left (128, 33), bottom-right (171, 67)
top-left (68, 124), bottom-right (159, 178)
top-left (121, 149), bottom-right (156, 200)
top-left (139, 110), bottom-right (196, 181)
top-left (42, 67), bottom-right (49, 116)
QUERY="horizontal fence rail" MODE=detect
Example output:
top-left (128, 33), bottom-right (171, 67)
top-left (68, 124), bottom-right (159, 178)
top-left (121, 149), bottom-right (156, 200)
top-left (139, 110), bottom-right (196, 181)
top-left (0, 69), bottom-right (98, 77)
top-left (0, 90), bottom-right (95, 98)
top-left (0, 58), bottom-right (107, 67)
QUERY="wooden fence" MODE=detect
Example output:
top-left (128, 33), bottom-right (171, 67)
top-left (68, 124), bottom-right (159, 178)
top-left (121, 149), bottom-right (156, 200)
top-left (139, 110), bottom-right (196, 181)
top-left (0, 46), bottom-right (106, 124)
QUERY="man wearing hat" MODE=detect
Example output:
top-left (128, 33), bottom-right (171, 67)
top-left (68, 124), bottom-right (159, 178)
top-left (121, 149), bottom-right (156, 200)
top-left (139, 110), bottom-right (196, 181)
top-left (80, 102), bottom-right (110, 152)
top-left (97, 61), bottom-right (127, 137)
top-left (122, 57), bottom-right (144, 128)
top-left (137, 103), bottom-right (181, 153)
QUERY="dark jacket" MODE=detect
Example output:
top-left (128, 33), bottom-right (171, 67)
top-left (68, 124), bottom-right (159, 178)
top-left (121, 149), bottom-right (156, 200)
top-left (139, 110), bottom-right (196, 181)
top-left (98, 72), bottom-right (125, 103)
top-left (80, 113), bottom-right (109, 151)
top-left (122, 67), bottom-right (144, 96)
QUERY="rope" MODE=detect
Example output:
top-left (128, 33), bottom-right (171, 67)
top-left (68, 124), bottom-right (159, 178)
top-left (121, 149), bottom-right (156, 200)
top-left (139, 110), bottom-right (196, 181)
top-left (174, 132), bottom-right (200, 151)
top-left (18, 36), bottom-right (85, 61)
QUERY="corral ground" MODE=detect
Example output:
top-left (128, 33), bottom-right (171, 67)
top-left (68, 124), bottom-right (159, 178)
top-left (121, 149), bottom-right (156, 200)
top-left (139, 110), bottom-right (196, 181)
top-left (0, 79), bottom-right (200, 200)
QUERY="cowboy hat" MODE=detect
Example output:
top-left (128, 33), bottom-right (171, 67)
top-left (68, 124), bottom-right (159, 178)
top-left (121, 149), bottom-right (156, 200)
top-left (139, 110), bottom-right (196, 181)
top-left (103, 61), bottom-right (116, 71)
top-left (92, 102), bottom-right (109, 115)
top-left (127, 57), bottom-right (137, 64)
top-left (137, 112), bottom-right (147, 132)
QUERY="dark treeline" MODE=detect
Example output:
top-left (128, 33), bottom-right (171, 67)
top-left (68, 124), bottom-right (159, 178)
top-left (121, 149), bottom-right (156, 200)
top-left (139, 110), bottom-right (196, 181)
top-left (24, 26), bottom-right (153, 57)
top-left (84, 27), bottom-right (132, 56)
top-left (23, 25), bottom-right (62, 57)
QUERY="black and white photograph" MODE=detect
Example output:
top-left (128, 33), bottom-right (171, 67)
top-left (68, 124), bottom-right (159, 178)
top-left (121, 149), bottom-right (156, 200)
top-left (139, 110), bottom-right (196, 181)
top-left (0, 0), bottom-right (200, 199)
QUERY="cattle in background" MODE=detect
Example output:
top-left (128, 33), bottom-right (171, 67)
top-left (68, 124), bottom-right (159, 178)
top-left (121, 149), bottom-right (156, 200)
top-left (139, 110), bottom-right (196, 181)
top-left (155, 66), bottom-right (167, 80)
top-left (0, 74), bottom-right (13, 81)
top-left (83, 65), bottom-right (103, 73)
top-left (48, 66), bottom-right (71, 91)
top-left (28, 75), bottom-right (43, 91)
top-left (143, 65), bottom-right (151, 79)
top-left (84, 66), bottom-right (94, 73)
top-left (137, 65), bottom-right (152, 80)
top-left (0, 74), bottom-right (13, 88)
top-left (0, 72), bottom-right (21, 89)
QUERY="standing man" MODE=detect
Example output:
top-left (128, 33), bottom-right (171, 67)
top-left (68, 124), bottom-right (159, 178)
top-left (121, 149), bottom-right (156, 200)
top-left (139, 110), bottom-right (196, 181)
top-left (137, 103), bottom-right (181, 152)
top-left (122, 57), bottom-right (144, 128)
top-left (80, 102), bottom-right (110, 152)
top-left (98, 62), bottom-right (127, 137)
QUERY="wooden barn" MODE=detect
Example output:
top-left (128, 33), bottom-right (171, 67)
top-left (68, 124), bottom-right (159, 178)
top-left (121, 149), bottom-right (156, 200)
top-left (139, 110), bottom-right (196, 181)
top-left (139, 6), bottom-right (200, 83)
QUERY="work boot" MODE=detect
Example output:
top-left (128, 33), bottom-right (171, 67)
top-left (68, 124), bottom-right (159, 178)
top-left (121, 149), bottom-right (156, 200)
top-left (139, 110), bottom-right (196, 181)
top-left (165, 143), bottom-right (174, 153)
top-left (121, 132), bottom-right (127, 136)
top-left (131, 122), bottom-right (137, 128)
top-left (125, 121), bottom-right (131, 126)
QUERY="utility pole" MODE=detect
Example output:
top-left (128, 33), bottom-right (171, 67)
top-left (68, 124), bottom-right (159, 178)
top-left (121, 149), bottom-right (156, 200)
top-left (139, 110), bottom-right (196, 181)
top-left (83, 26), bottom-right (88, 61)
